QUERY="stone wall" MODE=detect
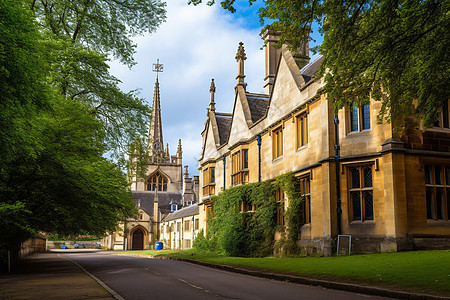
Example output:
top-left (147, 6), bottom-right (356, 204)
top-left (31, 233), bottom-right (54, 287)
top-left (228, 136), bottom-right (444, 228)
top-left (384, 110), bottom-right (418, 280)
top-left (19, 237), bottom-right (46, 258)
top-left (46, 240), bottom-right (101, 249)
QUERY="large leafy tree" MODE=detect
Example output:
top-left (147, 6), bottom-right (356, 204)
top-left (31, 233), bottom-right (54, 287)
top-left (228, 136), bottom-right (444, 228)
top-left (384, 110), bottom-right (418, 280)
top-left (191, 0), bottom-right (450, 127)
top-left (30, 0), bottom-right (166, 155)
top-left (0, 0), bottom-right (165, 268)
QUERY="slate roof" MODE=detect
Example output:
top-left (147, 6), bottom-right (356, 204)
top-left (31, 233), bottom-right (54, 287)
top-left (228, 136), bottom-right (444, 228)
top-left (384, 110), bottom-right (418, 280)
top-left (301, 55), bottom-right (324, 84)
top-left (162, 203), bottom-right (199, 222)
top-left (246, 93), bottom-right (270, 124)
top-left (215, 114), bottom-right (232, 146)
top-left (132, 191), bottom-right (182, 216)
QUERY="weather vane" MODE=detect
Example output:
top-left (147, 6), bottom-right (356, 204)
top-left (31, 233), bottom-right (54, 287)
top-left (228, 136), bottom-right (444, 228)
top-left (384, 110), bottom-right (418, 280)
top-left (152, 59), bottom-right (164, 78)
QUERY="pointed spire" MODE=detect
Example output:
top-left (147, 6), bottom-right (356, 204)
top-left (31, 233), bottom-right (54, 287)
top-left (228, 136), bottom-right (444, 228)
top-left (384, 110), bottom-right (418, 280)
top-left (148, 77), bottom-right (164, 153)
top-left (235, 42), bottom-right (247, 90)
top-left (177, 139), bottom-right (182, 156)
top-left (209, 78), bottom-right (216, 112)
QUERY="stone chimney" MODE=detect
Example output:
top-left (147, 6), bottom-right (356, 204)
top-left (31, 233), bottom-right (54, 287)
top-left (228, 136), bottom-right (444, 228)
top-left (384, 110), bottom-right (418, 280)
top-left (262, 28), bottom-right (281, 95)
top-left (193, 175), bottom-right (199, 202)
top-left (182, 166), bottom-right (195, 206)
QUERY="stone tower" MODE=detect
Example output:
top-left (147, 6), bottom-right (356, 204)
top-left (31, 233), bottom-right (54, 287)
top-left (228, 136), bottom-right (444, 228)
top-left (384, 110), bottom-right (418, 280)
top-left (129, 76), bottom-right (183, 192)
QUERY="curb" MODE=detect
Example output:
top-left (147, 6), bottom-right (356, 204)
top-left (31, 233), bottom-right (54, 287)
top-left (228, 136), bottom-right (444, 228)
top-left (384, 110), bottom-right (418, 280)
top-left (118, 254), bottom-right (449, 300)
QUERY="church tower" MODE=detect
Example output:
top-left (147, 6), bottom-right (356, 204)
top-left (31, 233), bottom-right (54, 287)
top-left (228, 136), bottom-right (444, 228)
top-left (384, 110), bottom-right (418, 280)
top-left (131, 66), bottom-right (183, 193)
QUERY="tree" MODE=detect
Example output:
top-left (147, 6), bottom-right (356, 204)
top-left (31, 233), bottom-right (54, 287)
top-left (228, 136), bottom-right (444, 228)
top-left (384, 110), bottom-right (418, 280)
top-left (29, 0), bottom-right (166, 157)
top-left (1, 0), bottom-right (164, 269)
top-left (191, 0), bottom-right (450, 127)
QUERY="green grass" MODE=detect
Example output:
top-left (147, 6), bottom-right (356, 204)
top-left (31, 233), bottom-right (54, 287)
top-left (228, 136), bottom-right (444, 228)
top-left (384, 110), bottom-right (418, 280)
top-left (116, 249), bottom-right (450, 295)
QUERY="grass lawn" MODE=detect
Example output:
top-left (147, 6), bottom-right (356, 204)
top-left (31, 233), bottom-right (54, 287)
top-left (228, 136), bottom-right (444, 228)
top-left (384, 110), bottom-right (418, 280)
top-left (116, 249), bottom-right (450, 296)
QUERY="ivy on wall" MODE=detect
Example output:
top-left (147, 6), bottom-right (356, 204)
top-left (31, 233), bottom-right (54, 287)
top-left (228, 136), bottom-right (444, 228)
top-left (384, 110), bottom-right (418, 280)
top-left (194, 173), bottom-right (304, 257)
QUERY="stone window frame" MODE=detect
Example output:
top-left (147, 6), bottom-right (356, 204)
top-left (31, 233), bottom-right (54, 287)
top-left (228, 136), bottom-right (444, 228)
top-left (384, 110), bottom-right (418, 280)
top-left (231, 147), bottom-right (249, 186)
top-left (347, 163), bottom-right (374, 222)
top-left (299, 175), bottom-right (311, 224)
top-left (272, 125), bottom-right (283, 160)
top-left (202, 163), bottom-right (216, 196)
top-left (194, 219), bottom-right (199, 230)
top-left (276, 188), bottom-right (285, 226)
top-left (184, 220), bottom-right (190, 231)
top-left (433, 99), bottom-right (450, 129)
top-left (146, 172), bottom-right (168, 192)
top-left (425, 164), bottom-right (450, 221)
top-left (347, 102), bottom-right (371, 134)
top-left (294, 109), bottom-right (309, 149)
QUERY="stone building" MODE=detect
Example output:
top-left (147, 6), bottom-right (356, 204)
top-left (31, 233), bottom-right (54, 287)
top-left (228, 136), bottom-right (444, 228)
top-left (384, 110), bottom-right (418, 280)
top-left (198, 29), bottom-right (450, 255)
top-left (102, 77), bottom-right (199, 250)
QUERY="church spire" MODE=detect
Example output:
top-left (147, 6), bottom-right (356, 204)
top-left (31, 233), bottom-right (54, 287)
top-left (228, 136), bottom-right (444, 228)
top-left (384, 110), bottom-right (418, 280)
top-left (148, 76), bottom-right (164, 152)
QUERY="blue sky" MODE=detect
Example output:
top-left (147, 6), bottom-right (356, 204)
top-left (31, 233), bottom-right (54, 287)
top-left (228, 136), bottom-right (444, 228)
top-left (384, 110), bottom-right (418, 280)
top-left (110, 0), bottom-right (323, 176)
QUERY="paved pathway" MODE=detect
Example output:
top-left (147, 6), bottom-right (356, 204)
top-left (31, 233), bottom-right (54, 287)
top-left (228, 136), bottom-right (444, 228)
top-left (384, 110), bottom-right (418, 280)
top-left (0, 251), bottom-right (112, 300)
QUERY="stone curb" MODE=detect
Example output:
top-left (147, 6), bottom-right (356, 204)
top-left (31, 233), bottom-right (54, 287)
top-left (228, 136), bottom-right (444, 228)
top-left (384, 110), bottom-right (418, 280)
top-left (116, 254), bottom-right (449, 300)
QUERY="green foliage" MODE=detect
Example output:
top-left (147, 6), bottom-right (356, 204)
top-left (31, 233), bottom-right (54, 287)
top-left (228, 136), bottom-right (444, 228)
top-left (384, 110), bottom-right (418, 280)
top-left (0, 0), bottom-right (148, 269)
top-left (29, 0), bottom-right (166, 158)
top-left (192, 0), bottom-right (450, 128)
top-left (198, 181), bottom-right (277, 257)
top-left (193, 229), bottom-right (219, 252)
top-left (275, 173), bottom-right (304, 256)
top-left (195, 173), bottom-right (304, 257)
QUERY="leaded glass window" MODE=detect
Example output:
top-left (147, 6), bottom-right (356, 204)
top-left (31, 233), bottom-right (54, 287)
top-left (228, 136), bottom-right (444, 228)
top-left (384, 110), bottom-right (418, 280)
top-left (349, 165), bottom-right (374, 222)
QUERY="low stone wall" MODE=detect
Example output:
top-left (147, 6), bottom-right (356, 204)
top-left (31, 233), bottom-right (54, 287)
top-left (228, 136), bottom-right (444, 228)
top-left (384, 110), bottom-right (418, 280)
top-left (46, 240), bottom-right (101, 249)
top-left (19, 237), bottom-right (47, 258)
top-left (298, 239), bottom-right (333, 256)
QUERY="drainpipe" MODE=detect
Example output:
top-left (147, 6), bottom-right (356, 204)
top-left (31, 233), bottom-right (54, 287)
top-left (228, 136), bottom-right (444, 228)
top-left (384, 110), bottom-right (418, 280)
top-left (256, 135), bottom-right (262, 182)
top-left (334, 114), bottom-right (342, 235)
top-left (223, 156), bottom-right (226, 190)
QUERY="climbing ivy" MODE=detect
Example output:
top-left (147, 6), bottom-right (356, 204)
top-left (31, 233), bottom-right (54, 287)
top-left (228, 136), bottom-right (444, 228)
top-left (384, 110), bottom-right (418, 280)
top-left (193, 173), bottom-right (304, 257)
top-left (275, 173), bottom-right (304, 255)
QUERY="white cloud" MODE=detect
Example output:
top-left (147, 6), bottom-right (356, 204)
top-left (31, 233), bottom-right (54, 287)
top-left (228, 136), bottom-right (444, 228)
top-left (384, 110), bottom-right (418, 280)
top-left (110, 0), bottom-right (266, 175)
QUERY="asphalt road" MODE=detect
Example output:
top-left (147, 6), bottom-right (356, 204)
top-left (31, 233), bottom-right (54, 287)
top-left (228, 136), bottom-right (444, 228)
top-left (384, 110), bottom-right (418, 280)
top-left (62, 251), bottom-right (392, 300)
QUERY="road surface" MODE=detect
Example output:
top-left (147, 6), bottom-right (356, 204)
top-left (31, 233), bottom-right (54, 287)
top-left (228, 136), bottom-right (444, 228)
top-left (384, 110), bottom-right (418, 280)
top-left (63, 251), bottom-right (392, 300)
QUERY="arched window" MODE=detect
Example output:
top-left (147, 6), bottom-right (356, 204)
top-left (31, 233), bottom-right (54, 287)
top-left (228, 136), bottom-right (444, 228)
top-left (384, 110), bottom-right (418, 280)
top-left (146, 172), bottom-right (168, 191)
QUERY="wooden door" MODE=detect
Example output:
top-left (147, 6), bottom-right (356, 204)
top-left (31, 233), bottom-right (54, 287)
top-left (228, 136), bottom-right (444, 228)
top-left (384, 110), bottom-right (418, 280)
top-left (132, 229), bottom-right (144, 250)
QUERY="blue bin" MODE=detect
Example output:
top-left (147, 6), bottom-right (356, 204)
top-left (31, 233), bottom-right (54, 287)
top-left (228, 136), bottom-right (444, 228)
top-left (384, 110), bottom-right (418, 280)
top-left (155, 242), bottom-right (163, 250)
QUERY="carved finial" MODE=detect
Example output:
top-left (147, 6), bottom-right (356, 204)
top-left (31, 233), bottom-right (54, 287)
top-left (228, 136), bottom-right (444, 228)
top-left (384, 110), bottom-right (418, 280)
top-left (177, 139), bottom-right (182, 154)
top-left (184, 165), bottom-right (189, 175)
top-left (235, 42), bottom-right (247, 89)
top-left (165, 143), bottom-right (169, 157)
top-left (210, 78), bottom-right (216, 93)
top-left (235, 42), bottom-right (247, 61)
top-left (209, 78), bottom-right (216, 112)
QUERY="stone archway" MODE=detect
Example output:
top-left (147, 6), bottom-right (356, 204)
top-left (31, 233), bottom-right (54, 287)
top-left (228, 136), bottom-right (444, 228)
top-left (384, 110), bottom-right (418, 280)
top-left (131, 228), bottom-right (144, 250)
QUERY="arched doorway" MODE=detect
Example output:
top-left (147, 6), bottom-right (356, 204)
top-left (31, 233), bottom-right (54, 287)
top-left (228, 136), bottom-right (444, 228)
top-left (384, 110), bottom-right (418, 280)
top-left (132, 228), bottom-right (144, 250)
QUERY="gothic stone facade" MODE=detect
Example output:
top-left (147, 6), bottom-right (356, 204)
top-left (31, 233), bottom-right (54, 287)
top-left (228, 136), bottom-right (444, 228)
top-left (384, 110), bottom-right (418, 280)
top-left (102, 78), bottom-right (199, 250)
top-left (198, 29), bottom-right (450, 255)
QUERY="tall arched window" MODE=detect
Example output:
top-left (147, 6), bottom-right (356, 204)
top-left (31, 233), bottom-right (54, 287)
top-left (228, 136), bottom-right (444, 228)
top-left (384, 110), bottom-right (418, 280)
top-left (146, 172), bottom-right (168, 191)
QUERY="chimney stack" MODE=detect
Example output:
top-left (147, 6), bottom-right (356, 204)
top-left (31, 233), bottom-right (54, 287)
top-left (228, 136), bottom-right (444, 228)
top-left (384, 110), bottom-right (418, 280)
top-left (262, 28), bottom-right (281, 95)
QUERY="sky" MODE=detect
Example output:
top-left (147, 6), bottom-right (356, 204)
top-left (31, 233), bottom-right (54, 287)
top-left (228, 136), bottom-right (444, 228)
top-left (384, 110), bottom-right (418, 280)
top-left (110, 0), bottom-right (323, 176)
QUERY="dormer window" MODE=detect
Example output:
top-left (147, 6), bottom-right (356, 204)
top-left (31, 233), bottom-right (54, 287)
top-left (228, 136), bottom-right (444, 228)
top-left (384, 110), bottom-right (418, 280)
top-left (170, 203), bottom-right (178, 212)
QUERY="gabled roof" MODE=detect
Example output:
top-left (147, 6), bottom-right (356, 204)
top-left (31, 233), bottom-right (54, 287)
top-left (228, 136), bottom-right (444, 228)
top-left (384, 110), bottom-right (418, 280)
top-left (246, 93), bottom-right (270, 123)
top-left (215, 113), bottom-right (232, 146)
top-left (301, 56), bottom-right (324, 84)
top-left (162, 203), bottom-right (199, 222)
top-left (132, 191), bottom-right (182, 216)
